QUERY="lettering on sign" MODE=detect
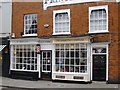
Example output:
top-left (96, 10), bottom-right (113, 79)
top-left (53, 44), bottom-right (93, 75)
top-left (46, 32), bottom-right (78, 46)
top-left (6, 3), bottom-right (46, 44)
top-left (53, 37), bottom-right (90, 43)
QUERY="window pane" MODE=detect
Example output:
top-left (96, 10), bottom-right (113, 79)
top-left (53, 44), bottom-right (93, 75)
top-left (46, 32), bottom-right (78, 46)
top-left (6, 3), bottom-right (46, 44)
top-left (75, 59), bottom-right (79, 65)
top-left (92, 47), bottom-right (106, 53)
top-left (65, 66), bottom-right (69, 72)
top-left (43, 65), bottom-right (46, 71)
top-left (70, 66), bottom-right (74, 72)
top-left (56, 65), bottom-right (59, 71)
top-left (70, 59), bottom-right (74, 65)
top-left (75, 66), bottom-right (79, 72)
top-left (47, 65), bottom-right (50, 71)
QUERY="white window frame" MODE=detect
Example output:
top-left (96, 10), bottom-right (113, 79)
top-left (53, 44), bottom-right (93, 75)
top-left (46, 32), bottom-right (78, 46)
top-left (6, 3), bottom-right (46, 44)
top-left (0, 6), bottom-right (2, 33)
top-left (89, 5), bottom-right (108, 33)
top-left (23, 14), bottom-right (38, 37)
top-left (10, 45), bottom-right (38, 72)
top-left (53, 9), bottom-right (70, 35)
top-left (55, 43), bottom-right (88, 73)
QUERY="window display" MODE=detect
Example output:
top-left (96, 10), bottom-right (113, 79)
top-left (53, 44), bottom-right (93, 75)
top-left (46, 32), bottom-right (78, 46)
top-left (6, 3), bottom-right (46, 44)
top-left (12, 45), bottom-right (37, 71)
top-left (55, 43), bottom-right (87, 73)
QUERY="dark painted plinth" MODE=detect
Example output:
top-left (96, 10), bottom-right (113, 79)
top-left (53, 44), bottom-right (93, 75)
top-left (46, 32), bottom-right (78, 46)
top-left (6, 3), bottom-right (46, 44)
top-left (10, 70), bottom-right (39, 81)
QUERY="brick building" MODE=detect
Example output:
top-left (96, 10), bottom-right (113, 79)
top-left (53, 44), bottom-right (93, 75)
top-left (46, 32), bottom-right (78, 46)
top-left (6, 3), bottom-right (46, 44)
top-left (9, 0), bottom-right (120, 83)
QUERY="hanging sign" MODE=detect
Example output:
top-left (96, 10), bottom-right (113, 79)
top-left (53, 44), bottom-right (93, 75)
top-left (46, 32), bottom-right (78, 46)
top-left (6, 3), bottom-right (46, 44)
top-left (36, 44), bottom-right (41, 54)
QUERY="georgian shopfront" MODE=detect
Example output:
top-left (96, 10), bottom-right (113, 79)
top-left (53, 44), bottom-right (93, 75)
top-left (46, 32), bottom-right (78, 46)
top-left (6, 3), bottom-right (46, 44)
top-left (9, 37), bottom-right (108, 82)
top-left (10, 38), bottom-right (53, 80)
top-left (52, 37), bottom-right (91, 82)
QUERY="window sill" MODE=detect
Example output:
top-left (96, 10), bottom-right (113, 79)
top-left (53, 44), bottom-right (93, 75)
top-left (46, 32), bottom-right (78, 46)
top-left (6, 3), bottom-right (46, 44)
top-left (22, 34), bottom-right (38, 37)
top-left (53, 72), bottom-right (88, 74)
top-left (88, 31), bottom-right (109, 34)
top-left (52, 32), bottom-right (71, 35)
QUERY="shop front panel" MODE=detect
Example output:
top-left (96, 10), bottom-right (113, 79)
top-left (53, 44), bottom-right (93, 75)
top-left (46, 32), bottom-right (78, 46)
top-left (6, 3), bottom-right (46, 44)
top-left (41, 50), bottom-right (52, 80)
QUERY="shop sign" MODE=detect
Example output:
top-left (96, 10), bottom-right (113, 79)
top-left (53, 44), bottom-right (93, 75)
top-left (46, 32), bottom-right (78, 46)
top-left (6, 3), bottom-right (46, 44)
top-left (36, 44), bottom-right (41, 54)
top-left (52, 37), bottom-right (90, 44)
top-left (10, 40), bottom-right (38, 45)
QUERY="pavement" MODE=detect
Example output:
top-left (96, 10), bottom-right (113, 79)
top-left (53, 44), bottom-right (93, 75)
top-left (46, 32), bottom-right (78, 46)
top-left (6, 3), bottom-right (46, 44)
top-left (0, 76), bottom-right (119, 89)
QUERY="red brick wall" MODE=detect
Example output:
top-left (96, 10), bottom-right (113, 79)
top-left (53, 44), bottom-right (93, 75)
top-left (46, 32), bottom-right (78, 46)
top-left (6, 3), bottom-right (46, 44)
top-left (118, 3), bottom-right (120, 83)
top-left (12, 2), bottom-right (119, 83)
top-left (106, 3), bottom-right (119, 83)
top-left (12, 2), bottom-right (119, 38)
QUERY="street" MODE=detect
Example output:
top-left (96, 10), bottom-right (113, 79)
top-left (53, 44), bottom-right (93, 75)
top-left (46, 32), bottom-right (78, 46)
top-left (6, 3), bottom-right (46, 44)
top-left (1, 87), bottom-right (120, 90)
top-left (1, 87), bottom-right (27, 90)
top-left (0, 76), bottom-right (119, 90)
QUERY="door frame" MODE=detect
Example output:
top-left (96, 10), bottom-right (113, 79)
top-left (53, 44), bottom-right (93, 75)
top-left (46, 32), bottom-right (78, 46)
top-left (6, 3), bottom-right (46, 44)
top-left (40, 50), bottom-right (52, 79)
top-left (91, 43), bottom-right (108, 81)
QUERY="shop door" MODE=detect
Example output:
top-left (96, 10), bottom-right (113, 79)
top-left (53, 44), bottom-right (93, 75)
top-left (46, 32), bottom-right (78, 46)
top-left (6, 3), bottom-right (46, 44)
top-left (2, 46), bottom-right (10, 77)
top-left (93, 55), bottom-right (106, 81)
top-left (41, 51), bottom-right (52, 80)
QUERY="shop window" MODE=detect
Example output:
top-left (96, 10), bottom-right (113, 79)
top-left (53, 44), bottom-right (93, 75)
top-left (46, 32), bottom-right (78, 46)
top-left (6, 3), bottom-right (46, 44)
top-left (53, 9), bottom-right (70, 35)
top-left (55, 44), bottom-right (87, 73)
top-left (89, 5), bottom-right (108, 33)
top-left (23, 14), bottom-right (37, 36)
top-left (12, 45), bottom-right (37, 71)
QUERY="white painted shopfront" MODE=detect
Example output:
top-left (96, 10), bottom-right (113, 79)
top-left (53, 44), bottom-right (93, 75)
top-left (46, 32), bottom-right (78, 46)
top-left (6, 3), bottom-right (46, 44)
top-left (10, 38), bottom-right (53, 79)
top-left (51, 37), bottom-right (91, 82)
top-left (10, 37), bottom-right (108, 82)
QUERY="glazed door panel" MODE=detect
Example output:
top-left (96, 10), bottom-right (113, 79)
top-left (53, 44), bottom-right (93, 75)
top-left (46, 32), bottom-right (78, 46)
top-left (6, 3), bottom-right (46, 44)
top-left (41, 51), bottom-right (52, 80)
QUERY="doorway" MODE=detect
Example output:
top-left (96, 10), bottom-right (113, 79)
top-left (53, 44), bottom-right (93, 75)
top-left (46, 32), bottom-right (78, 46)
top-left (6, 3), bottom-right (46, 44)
top-left (41, 50), bottom-right (52, 80)
top-left (93, 55), bottom-right (106, 81)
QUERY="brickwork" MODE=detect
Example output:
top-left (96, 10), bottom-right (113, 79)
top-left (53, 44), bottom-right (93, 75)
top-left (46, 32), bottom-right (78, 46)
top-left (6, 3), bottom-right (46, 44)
top-left (12, 2), bottom-right (120, 83)
top-left (118, 3), bottom-right (120, 83)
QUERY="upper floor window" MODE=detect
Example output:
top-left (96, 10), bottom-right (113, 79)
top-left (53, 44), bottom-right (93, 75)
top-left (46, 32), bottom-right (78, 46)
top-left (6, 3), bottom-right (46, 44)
top-left (53, 9), bottom-right (70, 35)
top-left (23, 14), bottom-right (37, 36)
top-left (89, 5), bottom-right (108, 33)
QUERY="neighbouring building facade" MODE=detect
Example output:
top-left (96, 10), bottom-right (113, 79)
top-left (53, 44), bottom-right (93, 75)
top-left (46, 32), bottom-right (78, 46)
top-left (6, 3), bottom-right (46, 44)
top-left (10, 0), bottom-right (120, 83)
top-left (0, 0), bottom-right (12, 77)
